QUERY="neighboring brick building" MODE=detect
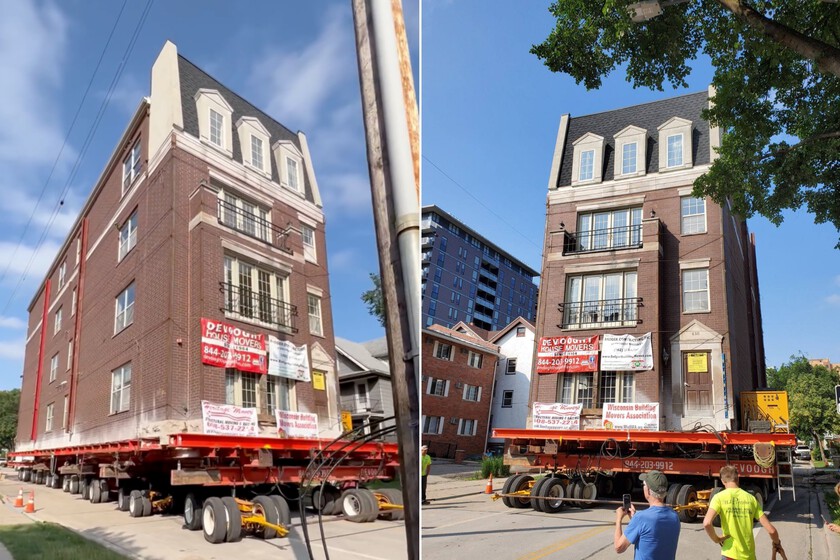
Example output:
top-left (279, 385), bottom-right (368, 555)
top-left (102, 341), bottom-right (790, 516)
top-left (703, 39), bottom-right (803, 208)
top-left (16, 41), bottom-right (340, 450)
top-left (421, 323), bottom-right (499, 458)
top-left (532, 89), bottom-right (765, 432)
top-left (421, 205), bottom-right (539, 331)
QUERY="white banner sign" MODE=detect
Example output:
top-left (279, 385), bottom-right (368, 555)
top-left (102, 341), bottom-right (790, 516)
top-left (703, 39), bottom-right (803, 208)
top-left (268, 336), bottom-right (311, 381)
top-left (533, 402), bottom-right (583, 430)
top-left (600, 333), bottom-right (654, 371)
top-left (602, 403), bottom-right (659, 431)
top-left (275, 410), bottom-right (319, 439)
top-left (201, 400), bottom-right (258, 436)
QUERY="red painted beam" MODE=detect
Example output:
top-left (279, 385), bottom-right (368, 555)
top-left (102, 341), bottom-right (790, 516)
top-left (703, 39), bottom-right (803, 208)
top-left (170, 464), bottom-right (399, 486)
top-left (167, 433), bottom-right (399, 455)
top-left (31, 279), bottom-right (51, 441)
top-left (493, 428), bottom-right (796, 447)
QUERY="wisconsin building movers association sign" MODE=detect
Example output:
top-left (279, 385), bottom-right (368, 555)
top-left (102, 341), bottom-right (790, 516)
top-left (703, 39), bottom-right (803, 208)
top-left (275, 410), bottom-right (319, 439)
top-left (536, 335), bottom-right (599, 373)
top-left (602, 403), bottom-right (659, 431)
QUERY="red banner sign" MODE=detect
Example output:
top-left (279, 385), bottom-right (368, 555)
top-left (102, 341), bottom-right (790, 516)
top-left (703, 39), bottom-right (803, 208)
top-left (201, 318), bottom-right (267, 374)
top-left (536, 335), bottom-right (599, 373)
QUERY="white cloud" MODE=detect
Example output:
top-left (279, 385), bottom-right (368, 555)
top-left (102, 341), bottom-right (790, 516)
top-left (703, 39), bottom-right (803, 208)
top-left (0, 239), bottom-right (62, 286)
top-left (320, 172), bottom-right (372, 215)
top-left (0, 316), bottom-right (26, 329)
top-left (328, 248), bottom-right (357, 271)
top-left (834, 275), bottom-right (840, 288)
top-left (253, 6), bottom-right (354, 128)
top-left (0, 0), bottom-right (70, 165)
top-left (103, 73), bottom-right (146, 116)
top-left (1, 186), bottom-right (82, 240)
top-left (825, 294), bottom-right (840, 306)
top-left (0, 338), bottom-right (25, 360)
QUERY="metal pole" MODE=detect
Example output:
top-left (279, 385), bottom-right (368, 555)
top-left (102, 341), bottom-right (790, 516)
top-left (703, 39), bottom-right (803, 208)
top-left (351, 1), bottom-right (419, 558)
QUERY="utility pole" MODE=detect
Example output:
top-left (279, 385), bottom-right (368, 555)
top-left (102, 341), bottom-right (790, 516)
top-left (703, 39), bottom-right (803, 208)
top-left (351, 1), bottom-right (419, 558)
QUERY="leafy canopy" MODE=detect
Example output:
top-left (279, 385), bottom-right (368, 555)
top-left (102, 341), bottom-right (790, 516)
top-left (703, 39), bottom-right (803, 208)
top-left (532, 0), bottom-right (840, 246)
top-left (0, 389), bottom-right (20, 452)
top-left (361, 273), bottom-right (386, 327)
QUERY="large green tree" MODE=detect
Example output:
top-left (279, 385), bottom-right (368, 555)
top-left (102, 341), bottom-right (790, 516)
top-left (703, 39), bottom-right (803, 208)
top-left (767, 356), bottom-right (840, 462)
top-left (0, 389), bottom-right (20, 452)
top-left (360, 273), bottom-right (386, 327)
top-left (532, 0), bottom-right (840, 246)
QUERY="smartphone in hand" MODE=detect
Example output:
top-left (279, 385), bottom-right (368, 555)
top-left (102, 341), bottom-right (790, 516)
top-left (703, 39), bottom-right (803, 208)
top-left (623, 494), bottom-right (632, 511)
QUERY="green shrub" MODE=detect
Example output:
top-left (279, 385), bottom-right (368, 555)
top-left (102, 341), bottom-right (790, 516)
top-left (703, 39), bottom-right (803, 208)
top-left (480, 455), bottom-right (510, 478)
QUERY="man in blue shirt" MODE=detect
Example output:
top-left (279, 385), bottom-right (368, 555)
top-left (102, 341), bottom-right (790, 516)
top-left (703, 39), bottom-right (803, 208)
top-left (614, 470), bottom-right (681, 559)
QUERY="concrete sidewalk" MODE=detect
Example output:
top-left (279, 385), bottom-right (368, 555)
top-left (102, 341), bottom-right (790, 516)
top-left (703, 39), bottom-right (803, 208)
top-left (0, 489), bottom-right (35, 560)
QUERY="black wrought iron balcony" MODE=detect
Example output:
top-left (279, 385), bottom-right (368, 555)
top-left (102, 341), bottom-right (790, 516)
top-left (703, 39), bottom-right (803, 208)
top-left (558, 297), bottom-right (642, 329)
top-left (217, 199), bottom-right (292, 253)
top-left (220, 282), bottom-right (298, 332)
top-left (564, 224), bottom-right (643, 254)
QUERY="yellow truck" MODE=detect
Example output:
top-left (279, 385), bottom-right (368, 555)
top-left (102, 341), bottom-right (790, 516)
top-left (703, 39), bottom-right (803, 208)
top-left (740, 390), bottom-right (789, 432)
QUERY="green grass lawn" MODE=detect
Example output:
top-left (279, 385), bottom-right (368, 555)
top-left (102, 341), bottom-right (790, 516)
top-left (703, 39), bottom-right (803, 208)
top-left (0, 523), bottom-right (128, 560)
top-left (827, 487), bottom-right (840, 524)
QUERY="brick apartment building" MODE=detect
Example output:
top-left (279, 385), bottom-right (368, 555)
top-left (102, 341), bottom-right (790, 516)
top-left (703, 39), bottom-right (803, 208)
top-left (421, 323), bottom-right (499, 458)
top-left (16, 41), bottom-right (341, 450)
top-left (532, 89), bottom-right (765, 432)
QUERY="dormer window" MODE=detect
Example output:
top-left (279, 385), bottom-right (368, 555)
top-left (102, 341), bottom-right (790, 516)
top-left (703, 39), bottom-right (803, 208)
top-left (667, 134), bottom-right (683, 167)
top-left (210, 109), bottom-right (224, 147)
top-left (657, 117), bottom-right (692, 171)
top-left (571, 133), bottom-right (605, 185)
top-left (251, 136), bottom-right (263, 169)
top-left (274, 139), bottom-right (304, 194)
top-left (579, 150), bottom-right (594, 181)
top-left (622, 143), bottom-right (637, 174)
top-left (287, 158), bottom-right (300, 191)
top-left (195, 89), bottom-right (233, 157)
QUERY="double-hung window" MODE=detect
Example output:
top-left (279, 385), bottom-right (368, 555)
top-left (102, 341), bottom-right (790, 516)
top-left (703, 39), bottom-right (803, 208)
top-left (423, 415), bottom-right (444, 434)
top-left (564, 271), bottom-right (637, 328)
top-left (502, 390), bottom-right (514, 408)
top-left (223, 256), bottom-right (291, 328)
top-left (118, 210), bottom-right (138, 260)
top-left (308, 294), bottom-right (323, 336)
top-left (110, 363), bottom-right (131, 413)
top-left (210, 109), bottom-right (224, 147)
top-left (557, 372), bottom-right (594, 408)
top-left (667, 134), bottom-right (683, 167)
top-left (45, 403), bottom-right (54, 432)
top-left (219, 191), bottom-right (271, 243)
top-left (463, 384), bottom-right (480, 402)
top-left (250, 135), bottom-right (264, 170)
top-left (467, 351), bottom-right (483, 368)
top-left (506, 358), bottom-right (517, 374)
top-left (301, 225), bottom-right (316, 262)
top-left (579, 149), bottom-right (595, 181)
top-left (115, 282), bottom-right (135, 333)
top-left (682, 268), bottom-right (710, 312)
top-left (457, 418), bottom-right (476, 436)
top-left (433, 342), bottom-right (452, 360)
top-left (681, 196), bottom-right (706, 235)
top-left (598, 371), bottom-right (635, 405)
top-left (286, 157), bottom-right (300, 192)
top-left (622, 142), bottom-right (637, 174)
top-left (122, 140), bottom-right (142, 192)
top-left (427, 378), bottom-right (449, 397)
top-left (49, 353), bottom-right (59, 382)
top-left (58, 261), bottom-right (66, 289)
top-left (54, 307), bottom-right (62, 335)
top-left (576, 207), bottom-right (643, 252)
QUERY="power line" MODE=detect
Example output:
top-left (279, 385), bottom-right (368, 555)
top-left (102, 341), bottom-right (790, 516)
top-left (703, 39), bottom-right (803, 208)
top-left (0, 0), bottom-right (129, 288)
top-left (2, 0), bottom-right (154, 315)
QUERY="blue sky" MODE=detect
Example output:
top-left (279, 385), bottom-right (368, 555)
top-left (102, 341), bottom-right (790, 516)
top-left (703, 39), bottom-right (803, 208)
top-left (0, 0), bottom-right (418, 390)
top-left (422, 1), bottom-right (840, 371)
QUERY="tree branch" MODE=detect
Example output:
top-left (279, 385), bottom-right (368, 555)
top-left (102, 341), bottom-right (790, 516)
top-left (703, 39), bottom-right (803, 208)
top-left (757, 130), bottom-right (840, 161)
top-left (716, 0), bottom-right (840, 77)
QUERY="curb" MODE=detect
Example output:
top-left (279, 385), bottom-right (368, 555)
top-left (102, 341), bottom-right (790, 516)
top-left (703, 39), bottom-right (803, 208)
top-left (815, 484), bottom-right (839, 560)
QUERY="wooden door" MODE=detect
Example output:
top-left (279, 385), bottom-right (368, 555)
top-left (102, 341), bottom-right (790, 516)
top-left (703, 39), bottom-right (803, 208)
top-left (684, 352), bottom-right (712, 410)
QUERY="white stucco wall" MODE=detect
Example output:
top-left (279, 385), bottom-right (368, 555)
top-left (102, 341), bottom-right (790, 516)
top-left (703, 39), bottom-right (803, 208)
top-left (488, 323), bottom-right (535, 444)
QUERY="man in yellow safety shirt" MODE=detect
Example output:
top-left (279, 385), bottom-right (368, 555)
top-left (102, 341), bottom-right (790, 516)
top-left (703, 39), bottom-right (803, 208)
top-left (421, 445), bottom-right (432, 505)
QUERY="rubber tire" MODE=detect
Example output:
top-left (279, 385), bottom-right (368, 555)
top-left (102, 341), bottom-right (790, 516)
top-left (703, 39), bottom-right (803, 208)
top-left (744, 485), bottom-right (764, 516)
top-left (568, 481), bottom-right (583, 508)
top-left (221, 496), bottom-right (242, 542)
top-left (129, 490), bottom-right (144, 518)
top-left (581, 482), bottom-right (598, 507)
top-left (202, 497), bottom-right (227, 544)
top-left (62, 476), bottom-right (70, 492)
top-left (44, 474), bottom-right (52, 487)
top-left (510, 475), bottom-right (534, 509)
top-left (665, 482), bottom-right (682, 507)
top-left (90, 480), bottom-right (101, 503)
top-left (311, 484), bottom-right (334, 515)
top-left (52, 475), bottom-right (61, 489)
top-left (709, 487), bottom-right (723, 527)
top-left (271, 495), bottom-right (292, 528)
top-left (141, 496), bottom-right (152, 517)
top-left (541, 478), bottom-right (566, 514)
top-left (183, 493), bottom-right (203, 531)
top-left (360, 488), bottom-right (381, 522)
top-left (117, 488), bottom-right (130, 512)
top-left (676, 484), bottom-right (698, 523)
top-left (22, 470), bottom-right (31, 482)
top-left (253, 495), bottom-right (279, 539)
top-left (342, 488), bottom-right (373, 522)
top-left (377, 488), bottom-right (404, 521)
top-left (98, 479), bottom-right (110, 502)
top-left (69, 475), bottom-right (79, 494)
top-left (80, 478), bottom-right (90, 500)
top-left (530, 477), bottom-right (551, 512)
top-left (596, 475), bottom-right (614, 498)
top-left (326, 485), bottom-right (343, 515)
top-left (501, 474), bottom-right (523, 509)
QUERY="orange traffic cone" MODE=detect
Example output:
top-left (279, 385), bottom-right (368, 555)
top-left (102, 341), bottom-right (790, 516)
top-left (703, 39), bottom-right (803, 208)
top-left (13, 489), bottom-right (23, 508)
top-left (485, 473), bottom-right (494, 494)
top-left (24, 491), bottom-right (34, 513)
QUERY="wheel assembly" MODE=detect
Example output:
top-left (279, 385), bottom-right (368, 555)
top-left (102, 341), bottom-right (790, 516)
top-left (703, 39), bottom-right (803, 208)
top-left (676, 484), bottom-right (699, 523)
top-left (202, 497), bottom-right (227, 544)
top-left (376, 488), bottom-right (404, 521)
top-left (183, 493), bottom-right (203, 531)
top-left (220, 496), bottom-right (242, 542)
top-left (252, 495), bottom-right (279, 539)
top-left (541, 478), bottom-right (566, 514)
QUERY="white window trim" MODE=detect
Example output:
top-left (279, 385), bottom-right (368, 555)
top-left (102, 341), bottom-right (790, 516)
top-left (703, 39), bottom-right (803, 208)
top-left (657, 117), bottom-right (693, 171)
top-left (273, 140), bottom-right (305, 196)
top-left (218, 190), bottom-right (273, 244)
top-left (613, 125), bottom-right (647, 178)
top-left (114, 282), bottom-right (135, 334)
top-left (557, 372), bottom-right (595, 408)
top-left (67, 340), bottom-right (73, 370)
top-left (45, 403), bottom-right (54, 432)
top-left (118, 210), bottom-right (138, 261)
top-left (506, 358), bottom-right (517, 374)
top-left (456, 418), bottom-right (478, 436)
top-left (432, 341), bottom-right (454, 361)
top-left (301, 224), bottom-right (317, 264)
top-left (54, 307), bottom-right (62, 335)
top-left (682, 268), bottom-right (711, 313)
top-left (307, 293), bottom-right (324, 336)
top-left (422, 415), bottom-right (445, 435)
top-left (236, 116), bottom-right (271, 178)
top-left (426, 377), bottom-right (450, 397)
top-left (110, 363), bottom-right (132, 414)
top-left (224, 255), bottom-right (291, 330)
top-left (666, 134), bottom-right (684, 168)
top-left (462, 384), bottom-right (482, 402)
top-left (571, 133), bottom-right (605, 186)
top-left (58, 261), bottom-right (67, 289)
top-left (286, 156), bottom-right (302, 193)
top-left (62, 395), bottom-right (69, 430)
top-left (467, 350), bottom-right (483, 369)
top-left (49, 353), bottom-right (59, 383)
top-left (598, 371), bottom-right (636, 406)
top-left (194, 89), bottom-right (233, 157)
top-left (680, 196), bottom-right (707, 235)
top-left (122, 140), bottom-right (142, 194)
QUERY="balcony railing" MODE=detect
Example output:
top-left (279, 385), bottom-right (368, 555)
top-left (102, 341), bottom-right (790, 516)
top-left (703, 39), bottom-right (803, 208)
top-left (558, 297), bottom-right (642, 329)
top-left (217, 199), bottom-right (292, 253)
top-left (340, 397), bottom-right (385, 414)
top-left (220, 282), bottom-right (298, 332)
top-left (564, 224), bottom-right (643, 254)
top-left (479, 267), bottom-right (498, 282)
